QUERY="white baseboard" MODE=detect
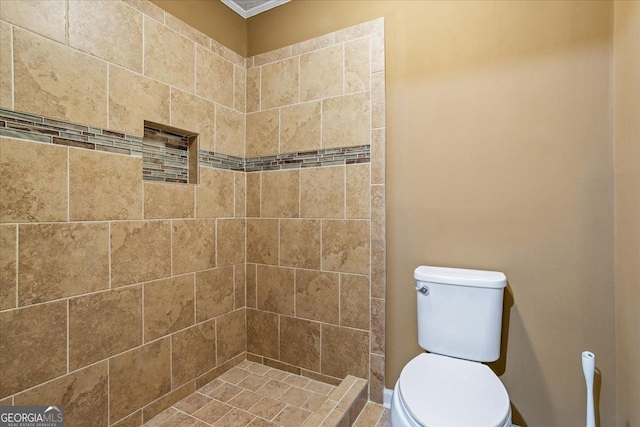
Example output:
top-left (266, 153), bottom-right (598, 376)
top-left (383, 388), bottom-right (393, 408)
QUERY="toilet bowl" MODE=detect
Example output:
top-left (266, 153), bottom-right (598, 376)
top-left (391, 353), bottom-right (511, 427)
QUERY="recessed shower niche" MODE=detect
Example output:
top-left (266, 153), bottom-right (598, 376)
top-left (143, 122), bottom-right (199, 184)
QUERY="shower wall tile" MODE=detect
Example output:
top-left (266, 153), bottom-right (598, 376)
top-left (279, 219), bottom-right (321, 269)
top-left (172, 219), bottom-right (216, 274)
top-left (234, 65), bottom-right (246, 112)
top-left (196, 167), bottom-right (235, 218)
top-left (14, 362), bottom-right (109, 427)
top-left (0, 137), bottom-right (68, 223)
top-left (111, 220), bottom-right (172, 287)
top-left (196, 45), bottom-right (234, 108)
top-left (246, 219), bottom-right (279, 265)
top-left (246, 109), bottom-right (279, 157)
top-left (246, 68), bottom-right (260, 113)
top-left (300, 166), bottom-right (345, 219)
top-left (372, 72), bottom-right (386, 129)
top-left (280, 101), bottom-right (321, 154)
top-left (123, 0), bottom-right (165, 23)
top-left (68, 286), bottom-right (142, 371)
top-left (340, 274), bottom-right (370, 330)
top-left (170, 88), bottom-right (216, 152)
top-left (68, 0), bottom-right (143, 72)
top-left (13, 28), bottom-right (108, 129)
top-left (257, 265), bottom-right (295, 316)
top-left (0, 300), bottom-right (67, 398)
top-left (345, 37), bottom-right (371, 93)
top-left (0, 0), bottom-right (65, 44)
top-left (321, 324), bottom-right (369, 379)
top-left (0, 22), bottom-right (12, 109)
top-left (246, 173), bottom-right (261, 217)
top-left (18, 222), bottom-right (110, 305)
top-left (234, 264), bottom-right (246, 309)
top-left (195, 266), bottom-right (235, 322)
top-left (280, 316), bottom-right (321, 371)
top-left (371, 298), bottom-right (385, 355)
top-left (144, 17), bottom-right (195, 93)
top-left (69, 148), bottom-right (143, 221)
top-left (322, 92), bottom-right (370, 149)
top-left (164, 13), bottom-right (209, 48)
top-left (171, 320), bottom-right (217, 387)
top-left (144, 274), bottom-right (195, 342)
top-left (109, 65), bottom-right (170, 137)
top-left (260, 57), bottom-right (299, 109)
top-left (300, 45), bottom-right (344, 102)
top-left (0, 225), bottom-right (16, 310)
top-left (261, 170), bottom-right (299, 218)
top-left (247, 308), bottom-right (279, 359)
top-left (217, 308), bottom-right (247, 364)
top-left (235, 173), bottom-right (246, 217)
top-left (295, 270), bottom-right (339, 325)
top-left (216, 104), bottom-right (245, 158)
top-left (322, 219), bottom-right (371, 275)
top-left (346, 163), bottom-right (371, 219)
top-left (144, 182), bottom-right (195, 219)
top-left (217, 218), bottom-right (246, 267)
top-left (109, 338), bottom-right (172, 423)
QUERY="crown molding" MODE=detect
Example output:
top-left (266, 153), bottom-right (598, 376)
top-left (220, 0), bottom-right (291, 19)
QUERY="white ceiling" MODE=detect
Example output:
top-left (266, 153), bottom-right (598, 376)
top-left (220, 0), bottom-right (291, 18)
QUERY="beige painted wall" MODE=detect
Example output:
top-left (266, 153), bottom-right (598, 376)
top-left (614, 2), bottom-right (640, 426)
top-left (150, 0), bottom-right (247, 56)
top-left (248, 2), bottom-right (617, 426)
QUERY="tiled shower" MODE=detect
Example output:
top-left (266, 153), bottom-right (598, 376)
top-left (0, 1), bottom-right (386, 426)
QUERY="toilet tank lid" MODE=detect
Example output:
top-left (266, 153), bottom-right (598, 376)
top-left (414, 266), bottom-right (507, 289)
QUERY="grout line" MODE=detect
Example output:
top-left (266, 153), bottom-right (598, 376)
top-left (10, 24), bottom-right (14, 110)
top-left (107, 359), bottom-right (110, 425)
top-left (108, 222), bottom-right (112, 289)
top-left (193, 272), bottom-right (197, 324)
top-left (142, 283), bottom-right (146, 344)
top-left (169, 335), bottom-right (173, 390)
top-left (106, 64), bottom-right (109, 129)
top-left (14, 224), bottom-right (19, 308)
top-left (142, 15), bottom-right (145, 75)
top-left (170, 219), bottom-right (173, 276)
top-left (66, 299), bottom-right (70, 373)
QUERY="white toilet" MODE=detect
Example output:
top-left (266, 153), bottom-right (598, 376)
top-left (391, 266), bottom-right (514, 427)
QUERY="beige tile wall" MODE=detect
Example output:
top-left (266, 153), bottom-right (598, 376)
top-left (244, 18), bottom-right (386, 403)
top-left (0, 1), bottom-right (248, 425)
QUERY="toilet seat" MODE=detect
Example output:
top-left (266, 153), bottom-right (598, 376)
top-left (396, 353), bottom-right (511, 427)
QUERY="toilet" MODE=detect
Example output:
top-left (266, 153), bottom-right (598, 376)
top-left (391, 266), bottom-right (513, 427)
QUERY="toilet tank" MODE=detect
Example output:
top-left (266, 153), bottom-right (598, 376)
top-left (414, 266), bottom-right (507, 362)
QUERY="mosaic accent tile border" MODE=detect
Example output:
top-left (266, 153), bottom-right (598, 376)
top-left (0, 108), bottom-right (371, 178)
top-left (244, 145), bottom-right (371, 172)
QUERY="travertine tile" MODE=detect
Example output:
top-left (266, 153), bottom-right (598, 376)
top-left (144, 17), bottom-right (195, 93)
top-left (246, 219), bottom-right (278, 265)
top-left (246, 110), bottom-right (279, 157)
top-left (216, 105), bottom-right (245, 157)
top-left (214, 408), bottom-right (255, 427)
top-left (246, 68), bottom-right (260, 113)
top-left (69, 148), bottom-right (142, 221)
top-left (300, 166), bottom-right (345, 219)
top-left (143, 381), bottom-right (196, 423)
top-left (111, 221), bottom-right (172, 287)
top-left (0, 0), bottom-right (65, 43)
top-left (196, 167), bottom-right (235, 218)
top-left (273, 405), bottom-right (312, 427)
top-left (69, 1), bottom-right (142, 72)
top-left (371, 129), bottom-right (385, 185)
top-left (257, 265), bottom-right (295, 315)
top-left (210, 38), bottom-right (245, 67)
top-left (193, 399), bottom-right (232, 425)
top-left (235, 173), bottom-right (246, 218)
top-left (370, 21), bottom-right (385, 73)
top-left (322, 220), bottom-right (370, 275)
top-left (248, 397), bottom-right (286, 420)
top-left (302, 392), bottom-right (326, 412)
top-left (369, 354), bottom-right (384, 405)
top-left (292, 33), bottom-right (335, 56)
top-left (13, 28), bottom-right (107, 128)
top-left (256, 379), bottom-right (290, 399)
top-left (321, 324), bottom-right (369, 378)
top-left (171, 88), bottom-right (216, 152)
top-left (209, 382), bottom-right (242, 403)
top-left (280, 101), bottom-right (321, 153)
top-left (345, 37), bottom-right (371, 93)
top-left (247, 309), bottom-right (279, 359)
top-left (218, 219), bottom-right (246, 267)
top-left (280, 220), bottom-right (321, 269)
top-left (371, 298), bottom-right (384, 355)
top-left (69, 286), bottom-right (142, 371)
top-left (144, 182), bottom-right (195, 219)
top-left (229, 390), bottom-right (263, 411)
top-left (0, 225), bottom-right (16, 309)
top-left (234, 65), bottom-right (246, 112)
top-left (0, 301), bottom-right (66, 397)
top-left (261, 170), bottom-right (299, 218)
top-left (122, 0), bottom-right (165, 22)
top-left (300, 45), bottom-right (343, 102)
top-left (0, 22), bottom-right (12, 109)
top-left (346, 164), bottom-right (371, 219)
top-left (172, 219), bottom-right (216, 274)
top-left (110, 338), bottom-right (172, 422)
top-left (246, 264), bottom-right (257, 308)
top-left (113, 411), bottom-right (143, 427)
top-left (217, 309), bottom-right (247, 364)
top-left (280, 386), bottom-right (313, 408)
top-left (371, 72), bottom-right (385, 129)
top-left (335, 19), bottom-right (381, 43)
top-left (197, 45), bottom-right (234, 107)
top-left (144, 274), bottom-right (195, 342)
top-left (246, 173), bottom-right (261, 217)
top-left (235, 264), bottom-right (246, 309)
top-left (353, 402), bottom-right (384, 426)
top-left (261, 57), bottom-right (299, 109)
top-left (172, 320), bottom-right (217, 387)
top-left (371, 185), bottom-right (385, 242)
top-left (340, 274), bottom-right (370, 330)
top-left (165, 13), bottom-right (209, 47)
top-left (18, 223), bottom-right (109, 305)
top-left (371, 238), bottom-right (385, 300)
top-left (245, 362), bottom-right (270, 375)
top-left (14, 362), bottom-right (108, 427)
top-left (252, 46), bottom-right (292, 67)
top-left (1, 137), bottom-right (67, 223)
top-left (280, 316), bottom-right (320, 371)
top-left (196, 267), bottom-right (234, 322)
top-left (174, 392), bottom-right (212, 414)
top-left (322, 92), bottom-right (370, 149)
top-left (109, 65), bottom-right (170, 137)
top-left (218, 367), bottom-right (251, 385)
top-left (295, 270), bottom-right (339, 325)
